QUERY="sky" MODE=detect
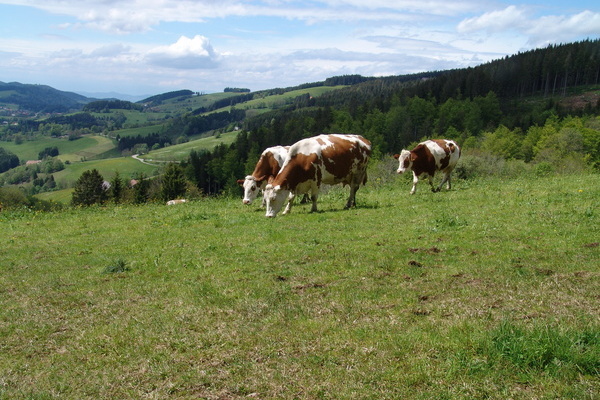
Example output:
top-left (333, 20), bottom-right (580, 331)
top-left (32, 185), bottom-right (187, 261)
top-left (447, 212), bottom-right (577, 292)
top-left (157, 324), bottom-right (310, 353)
top-left (0, 0), bottom-right (598, 98)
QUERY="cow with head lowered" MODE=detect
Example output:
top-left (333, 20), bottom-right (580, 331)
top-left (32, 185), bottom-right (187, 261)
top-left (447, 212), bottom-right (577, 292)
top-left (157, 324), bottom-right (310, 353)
top-left (394, 139), bottom-right (460, 194)
top-left (263, 134), bottom-right (371, 218)
top-left (237, 145), bottom-right (289, 205)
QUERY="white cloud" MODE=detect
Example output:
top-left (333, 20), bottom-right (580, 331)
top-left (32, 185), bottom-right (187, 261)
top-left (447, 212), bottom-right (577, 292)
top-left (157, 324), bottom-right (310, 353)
top-left (457, 6), bottom-right (600, 47)
top-left (526, 11), bottom-right (600, 44)
top-left (457, 6), bottom-right (527, 34)
top-left (146, 35), bottom-right (219, 69)
top-left (3, 0), bottom-right (483, 34)
top-left (89, 43), bottom-right (131, 57)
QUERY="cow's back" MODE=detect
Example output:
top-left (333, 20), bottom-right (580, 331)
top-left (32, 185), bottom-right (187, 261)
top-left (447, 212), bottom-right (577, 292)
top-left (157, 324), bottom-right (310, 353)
top-left (274, 134), bottom-right (371, 189)
top-left (424, 139), bottom-right (460, 171)
top-left (253, 145), bottom-right (289, 180)
top-left (318, 134), bottom-right (371, 185)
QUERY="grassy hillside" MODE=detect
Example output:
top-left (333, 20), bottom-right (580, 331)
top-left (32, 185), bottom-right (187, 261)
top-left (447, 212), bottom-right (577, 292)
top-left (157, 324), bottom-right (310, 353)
top-left (139, 130), bottom-right (239, 162)
top-left (1, 173), bottom-right (598, 399)
top-left (1, 135), bottom-right (115, 162)
top-left (51, 156), bottom-right (158, 187)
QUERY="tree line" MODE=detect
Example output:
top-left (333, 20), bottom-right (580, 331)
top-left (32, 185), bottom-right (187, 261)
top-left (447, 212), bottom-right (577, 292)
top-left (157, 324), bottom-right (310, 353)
top-left (83, 100), bottom-right (143, 112)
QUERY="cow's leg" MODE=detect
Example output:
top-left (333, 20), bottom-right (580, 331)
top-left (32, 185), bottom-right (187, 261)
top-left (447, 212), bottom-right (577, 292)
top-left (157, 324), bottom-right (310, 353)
top-left (429, 174), bottom-right (439, 192)
top-left (282, 193), bottom-right (296, 215)
top-left (346, 171), bottom-right (365, 208)
top-left (310, 193), bottom-right (319, 212)
top-left (436, 170), bottom-right (452, 192)
top-left (410, 172), bottom-right (419, 194)
top-left (345, 185), bottom-right (357, 208)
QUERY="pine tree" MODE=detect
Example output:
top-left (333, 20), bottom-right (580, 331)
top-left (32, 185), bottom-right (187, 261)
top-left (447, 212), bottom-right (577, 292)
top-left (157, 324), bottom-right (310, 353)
top-left (110, 171), bottom-right (124, 204)
top-left (160, 163), bottom-right (187, 201)
top-left (133, 172), bottom-right (150, 204)
top-left (72, 169), bottom-right (107, 206)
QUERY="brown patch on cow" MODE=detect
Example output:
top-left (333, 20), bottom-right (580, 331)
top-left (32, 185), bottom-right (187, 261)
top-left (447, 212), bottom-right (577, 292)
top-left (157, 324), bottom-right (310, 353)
top-left (438, 153), bottom-right (451, 170)
top-left (408, 143), bottom-right (436, 177)
top-left (258, 151), bottom-right (283, 182)
top-left (320, 135), bottom-right (370, 184)
top-left (272, 153), bottom-right (319, 191)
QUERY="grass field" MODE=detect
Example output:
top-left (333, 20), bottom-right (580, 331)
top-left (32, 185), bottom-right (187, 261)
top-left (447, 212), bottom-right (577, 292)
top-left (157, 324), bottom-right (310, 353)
top-left (209, 86), bottom-right (346, 114)
top-left (0, 135), bottom-right (116, 162)
top-left (51, 156), bottom-right (158, 187)
top-left (1, 173), bottom-right (598, 399)
top-left (139, 131), bottom-right (239, 162)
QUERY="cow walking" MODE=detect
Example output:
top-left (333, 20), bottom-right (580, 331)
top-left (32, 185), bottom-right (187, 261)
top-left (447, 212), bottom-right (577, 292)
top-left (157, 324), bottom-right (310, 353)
top-left (237, 146), bottom-right (289, 205)
top-left (394, 139), bottom-right (460, 194)
top-left (264, 134), bottom-right (371, 217)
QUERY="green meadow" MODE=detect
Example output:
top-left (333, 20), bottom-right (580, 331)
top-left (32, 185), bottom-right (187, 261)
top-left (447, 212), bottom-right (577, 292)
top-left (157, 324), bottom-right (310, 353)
top-left (1, 135), bottom-right (115, 162)
top-left (139, 131), bottom-right (239, 162)
top-left (1, 172), bottom-right (598, 399)
top-left (51, 156), bottom-right (158, 187)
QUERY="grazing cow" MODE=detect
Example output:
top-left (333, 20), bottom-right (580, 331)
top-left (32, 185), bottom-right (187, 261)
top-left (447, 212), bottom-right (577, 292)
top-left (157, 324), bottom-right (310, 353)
top-left (394, 139), bottom-right (460, 194)
top-left (166, 199), bottom-right (187, 205)
top-left (263, 134), bottom-right (371, 217)
top-left (237, 146), bottom-right (289, 205)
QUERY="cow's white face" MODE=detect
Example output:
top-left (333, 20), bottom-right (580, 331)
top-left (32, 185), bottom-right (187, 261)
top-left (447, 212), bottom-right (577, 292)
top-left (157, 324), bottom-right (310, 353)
top-left (264, 184), bottom-right (289, 217)
top-left (396, 150), bottom-right (412, 174)
top-left (241, 176), bottom-right (262, 205)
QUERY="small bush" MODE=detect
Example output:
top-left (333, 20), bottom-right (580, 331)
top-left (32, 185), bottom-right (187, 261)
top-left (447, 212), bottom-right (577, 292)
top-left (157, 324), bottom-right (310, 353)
top-left (534, 161), bottom-right (554, 177)
top-left (103, 259), bottom-right (130, 274)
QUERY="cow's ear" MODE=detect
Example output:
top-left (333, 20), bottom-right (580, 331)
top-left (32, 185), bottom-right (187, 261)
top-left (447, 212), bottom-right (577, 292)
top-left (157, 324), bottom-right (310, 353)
top-left (236, 179), bottom-right (245, 186)
top-left (254, 175), bottom-right (266, 183)
top-left (393, 153), bottom-right (400, 160)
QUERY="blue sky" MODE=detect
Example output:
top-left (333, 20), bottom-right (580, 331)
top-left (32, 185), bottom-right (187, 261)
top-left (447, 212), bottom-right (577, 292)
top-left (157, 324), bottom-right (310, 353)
top-left (0, 0), bottom-right (598, 98)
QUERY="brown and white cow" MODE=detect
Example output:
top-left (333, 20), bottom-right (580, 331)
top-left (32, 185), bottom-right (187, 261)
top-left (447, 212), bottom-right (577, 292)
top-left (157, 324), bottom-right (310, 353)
top-left (263, 134), bottom-right (371, 217)
top-left (394, 139), bottom-right (460, 194)
top-left (237, 145), bottom-right (289, 205)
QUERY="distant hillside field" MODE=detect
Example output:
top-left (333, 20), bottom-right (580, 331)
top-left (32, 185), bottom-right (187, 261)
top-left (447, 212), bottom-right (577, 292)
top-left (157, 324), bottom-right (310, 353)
top-left (52, 156), bottom-right (157, 187)
top-left (139, 130), bottom-right (239, 162)
top-left (0, 135), bottom-right (116, 162)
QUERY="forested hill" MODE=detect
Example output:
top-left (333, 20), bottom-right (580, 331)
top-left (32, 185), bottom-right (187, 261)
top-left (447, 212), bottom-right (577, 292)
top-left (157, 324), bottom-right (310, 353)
top-left (183, 39), bottom-right (600, 195)
top-left (0, 81), bottom-right (93, 113)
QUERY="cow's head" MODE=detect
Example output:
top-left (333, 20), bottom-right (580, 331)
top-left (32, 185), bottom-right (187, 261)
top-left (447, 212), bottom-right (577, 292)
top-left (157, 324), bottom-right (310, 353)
top-left (264, 184), bottom-right (290, 217)
top-left (394, 150), bottom-right (412, 174)
top-left (238, 175), bottom-right (265, 205)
